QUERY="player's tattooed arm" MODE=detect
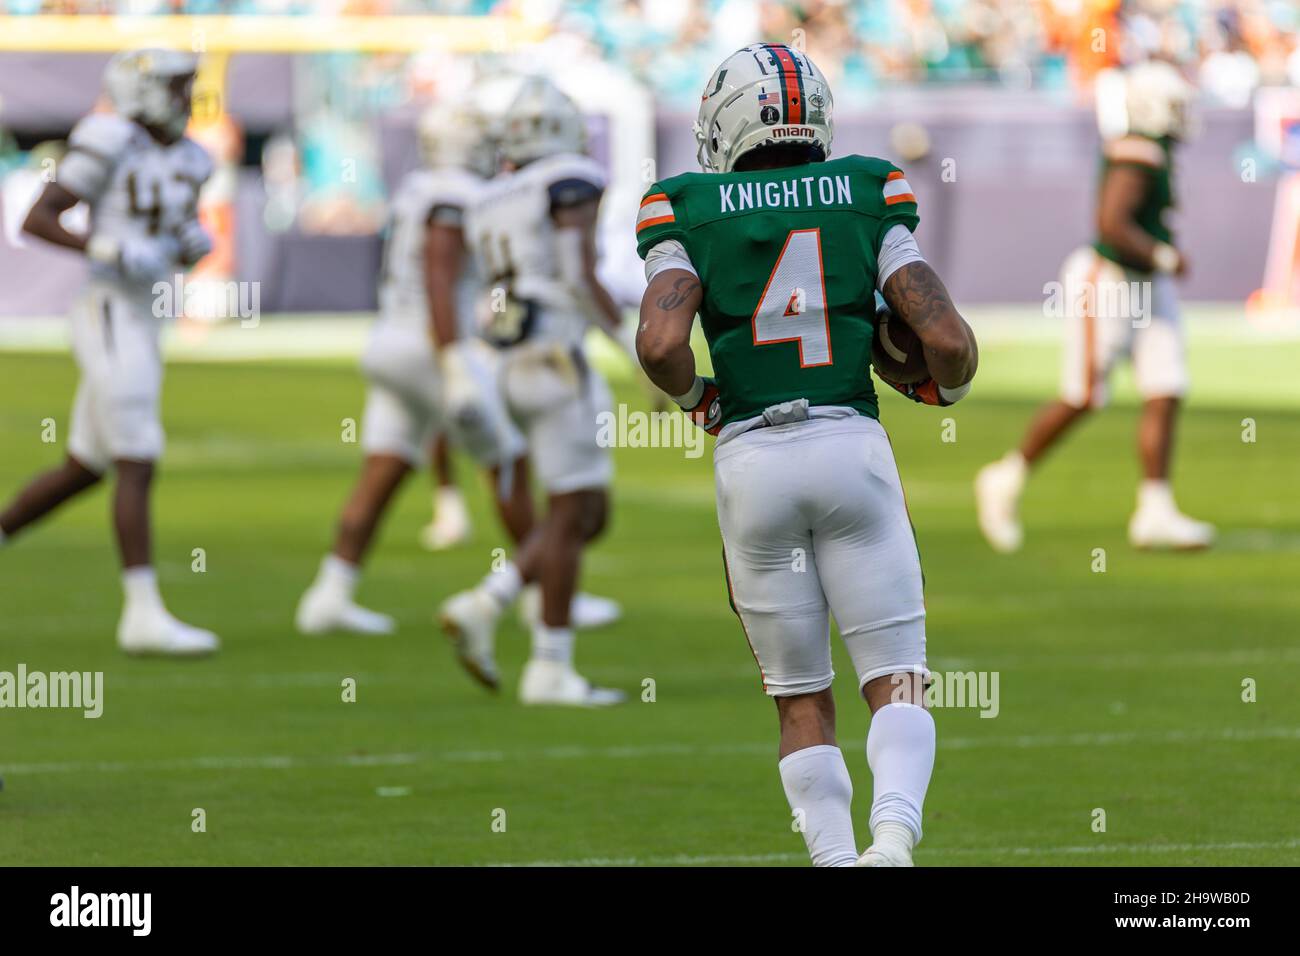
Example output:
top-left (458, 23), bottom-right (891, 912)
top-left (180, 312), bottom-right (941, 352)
top-left (22, 183), bottom-right (88, 253)
top-left (638, 269), bottom-right (703, 398)
top-left (881, 261), bottom-right (978, 388)
top-left (655, 275), bottom-right (700, 310)
top-left (1098, 164), bottom-right (1184, 275)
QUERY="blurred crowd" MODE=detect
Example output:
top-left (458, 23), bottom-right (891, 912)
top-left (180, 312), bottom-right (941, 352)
top-left (3, 1), bottom-right (1298, 235)
top-left (551, 0), bottom-right (1300, 104)
top-left (6, 1), bottom-right (1300, 105)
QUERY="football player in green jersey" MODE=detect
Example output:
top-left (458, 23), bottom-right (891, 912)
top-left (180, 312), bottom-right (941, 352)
top-left (976, 61), bottom-right (1214, 552)
top-left (636, 43), bottom-right (978, 867)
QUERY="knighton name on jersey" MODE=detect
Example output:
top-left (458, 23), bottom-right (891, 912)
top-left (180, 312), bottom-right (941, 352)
top-left (716, 172), bottom-right (854, 213)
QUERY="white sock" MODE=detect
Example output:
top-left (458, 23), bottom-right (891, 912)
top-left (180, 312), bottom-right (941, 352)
top-left (435, 486), bottom-right (467, 520)
top-left (317, 554), bottom-right (359, 599)
top-left (481, 560), bottom-right (523, 608)
top-left (778, 744), bottom-right (859, 867)
top-left (866, 702), bottom-right (935, 845)
top-left (122, 566), bottom-right (164, 612)
top-left (871, 820), bottom-right (915, 859)
top-left (530, 623), bottom-right (574, 665)
top-left (1003, 450), bottom-right (1028, 485)
top-left (1137, 479), bottom-right (1175, 513)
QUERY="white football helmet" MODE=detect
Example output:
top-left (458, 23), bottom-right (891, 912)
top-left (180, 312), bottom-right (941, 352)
top-left (103, 48), bottom-right (199, 141)
top-left (483, 75), bottom-right (586, 166)
top-left (695, 44), bottom-right (834, 173)
top-left (1114, 60), bottom-right (1195, 140)
top-left (418, 101), bottom-right (496, 178)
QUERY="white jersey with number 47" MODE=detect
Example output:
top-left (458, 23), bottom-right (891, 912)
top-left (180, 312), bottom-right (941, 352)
top-left (466, 152), bottom-right (606, 350)
top-left (58, 112), bottom-right (212, 289)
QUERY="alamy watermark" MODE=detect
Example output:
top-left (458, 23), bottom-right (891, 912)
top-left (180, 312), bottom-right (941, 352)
top-left (596, 403), bottom-right (705, 459)
top-left (0, 664), bottom-right (103, 718)
top-left (1043, 277), bottom-right (1153, 328)
top-left (153, 274), bottom-right (261, 327)
top-left (891, 670), bottom-right (1000, 718)
top-left (50, 886), bottom-right (150, 936)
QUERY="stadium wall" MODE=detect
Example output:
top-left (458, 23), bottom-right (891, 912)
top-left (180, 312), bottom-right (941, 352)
top-left (0, 67), bottom-right (1278, 315)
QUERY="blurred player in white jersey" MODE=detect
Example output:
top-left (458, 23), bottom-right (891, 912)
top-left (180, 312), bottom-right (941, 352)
top-left (439, 77), bottom-right (627, 707)
top-left (296, 101), bottom-right (527, 639)
top-left (0, 49), bottom-right (217, 656)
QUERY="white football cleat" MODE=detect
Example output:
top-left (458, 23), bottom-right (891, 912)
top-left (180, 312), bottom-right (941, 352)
top-left (518, 659), bottom-right (625, 707)
top-left (438, 589), bottom-right (501, 691)
top-left (295, 586), bottom-right (395, 636)
top-left (571, 592), bottom-right (622, 629)
top-left (974, 453), bottom-right (1027, 553)
top-left (856, 844), bottom-right (914, 867)
top-left (1128, 508), bottom-right (1215, 551)
top-left (117, 607), bottom-right (220, 657)
top-left (856, 822), bottom-right (915, 867)
top-left (856, 821), bottom-right (916, 867)
top-left (517, 586), bottom-right (622, 631)
top-left (419, 491), bottom-right (472, 551)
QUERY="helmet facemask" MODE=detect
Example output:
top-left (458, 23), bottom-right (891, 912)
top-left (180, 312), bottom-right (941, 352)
top-left (419, 103), bottom-right (497, 178)
top-left (490, 76), bottom-right (586, 168)
top-left (104, 49), bottom-right (200, 143)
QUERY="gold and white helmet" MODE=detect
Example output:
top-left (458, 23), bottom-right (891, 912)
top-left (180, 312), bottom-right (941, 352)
top-left (481, 74), bottom-right (586, 167)
top-left (1104, 60), bottom-right (1195, 140)
top-left (103, 48), bottom-right (199, 140)
top-left (418, 100), bottom-right (496, 178)
top-left (694, 43), bottom-right (833, 173)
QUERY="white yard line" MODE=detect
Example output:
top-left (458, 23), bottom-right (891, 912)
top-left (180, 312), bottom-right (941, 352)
top-left (3, 726), bottom-right (1296, 777)
top-left (89, 642), bottom-right (1300, 691)
top-left (494, 838), bottom-right (1300, 867)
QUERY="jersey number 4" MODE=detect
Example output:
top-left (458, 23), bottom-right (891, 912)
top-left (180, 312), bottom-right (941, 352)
top-left (752, 228), bottom-right (832, 367)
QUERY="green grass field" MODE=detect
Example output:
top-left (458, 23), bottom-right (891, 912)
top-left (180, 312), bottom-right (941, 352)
top-left (2, 319), bottom-right (1298, 866)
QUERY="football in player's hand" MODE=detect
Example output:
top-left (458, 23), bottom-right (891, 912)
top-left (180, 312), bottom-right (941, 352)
top-left (871, 311), bottom-right (929, 384)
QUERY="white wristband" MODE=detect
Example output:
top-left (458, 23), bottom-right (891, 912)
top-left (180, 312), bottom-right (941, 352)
top-left (1151, 242), bottom-right (1180, 275)
top-left (671, 376), bottom-right (705, 409)
top-left (937, 381), bottom-right (971, 404)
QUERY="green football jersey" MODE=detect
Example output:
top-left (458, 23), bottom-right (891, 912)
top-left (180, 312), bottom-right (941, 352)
top-left (636, 154), bottom-right (919, 427)
top-left (1093, 134), bottom-right (1175, 269)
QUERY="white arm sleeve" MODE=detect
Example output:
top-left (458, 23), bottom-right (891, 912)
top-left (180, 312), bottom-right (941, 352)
top-left (644, 238), bottom-right (697, 283)
top-left (875, 224), bottom-right (926, 291)
top-left (555, 226), bottom-right (589, 294)
top-left (59, 114), bottom-right (133, 202)
top-left (555, 226), bottom-right (609, 328)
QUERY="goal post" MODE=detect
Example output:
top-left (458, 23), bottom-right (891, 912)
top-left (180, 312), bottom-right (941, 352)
top-left (1249, 87), bottom-right (1300, 329)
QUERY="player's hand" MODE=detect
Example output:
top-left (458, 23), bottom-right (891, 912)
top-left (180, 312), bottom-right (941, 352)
top-left (878, 374), bottom-right (969, 407)
top-left (674, 376), bottom-right (722, 435)
top-left (117, 236), bottom-right (173, 283)
top-left (437, 340), bottom-right (485, 419)
top-left (176, 219), bottom-right (212, 266)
